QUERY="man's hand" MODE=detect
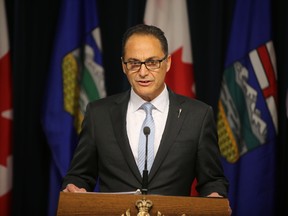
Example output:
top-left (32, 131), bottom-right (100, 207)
top-left (63, 184), bottom-right (87, 193)
top-left (207, 192), bottom-right (232, 215)
top-left (206, 192), bottom-right (223, 197)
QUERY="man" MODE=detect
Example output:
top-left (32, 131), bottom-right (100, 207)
top-left (62, 24), bottom-right (228, 197)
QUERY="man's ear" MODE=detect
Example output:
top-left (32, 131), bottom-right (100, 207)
top-left (166, 55), bottom-right (172, 72)
top-left (121, 57), bottom-right (127, 74)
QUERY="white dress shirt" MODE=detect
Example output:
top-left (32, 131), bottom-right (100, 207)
top-left (126, 86), bottom-right (169, 162)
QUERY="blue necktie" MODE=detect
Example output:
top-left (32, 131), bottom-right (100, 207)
top-left (138, 102), bottom-right (155, 174)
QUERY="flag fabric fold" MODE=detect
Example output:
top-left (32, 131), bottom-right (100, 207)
top-left (42, 1), bottom-right (106, 215)
top-left (217, 0), bottom-right (278, 215)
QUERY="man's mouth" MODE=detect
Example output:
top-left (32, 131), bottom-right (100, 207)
top-left (138, 80), bottom-right (152, 86)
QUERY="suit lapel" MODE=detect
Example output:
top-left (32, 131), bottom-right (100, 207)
top-left (149, 91), bottom-right (186, 180)
top-left (110, 91), bottom-right (143, 183)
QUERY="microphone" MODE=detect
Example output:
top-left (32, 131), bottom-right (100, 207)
top-left (141, 126), bottom-right (150, 195)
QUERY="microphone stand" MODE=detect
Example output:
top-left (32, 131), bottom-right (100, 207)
top-left (141, 126), bottom-right (150, 195)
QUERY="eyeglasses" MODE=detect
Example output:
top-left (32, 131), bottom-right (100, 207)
top-left (122, 55), bottom-right (167, 72)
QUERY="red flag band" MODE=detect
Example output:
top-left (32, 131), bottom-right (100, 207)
top-left (0, 0), bottom-right (13, 215)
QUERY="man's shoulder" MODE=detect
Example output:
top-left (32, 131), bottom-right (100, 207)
top-left (171, 92), bottom-right (211, 109)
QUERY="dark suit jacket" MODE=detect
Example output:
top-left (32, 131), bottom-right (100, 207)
top-left (62, 89), bottom-right (228, 197)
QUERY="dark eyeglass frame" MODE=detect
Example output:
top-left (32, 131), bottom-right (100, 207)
top-left (122, 55), bottom-right (168, 72)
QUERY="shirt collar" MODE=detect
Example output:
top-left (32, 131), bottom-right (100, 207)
top-left (129, 85), bottom-right (169, 113)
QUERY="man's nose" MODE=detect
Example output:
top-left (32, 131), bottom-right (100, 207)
top-left (138, 63), bottom-right (149, 76)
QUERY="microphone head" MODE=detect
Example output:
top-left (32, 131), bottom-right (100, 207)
top-left (143, 126), bottom-right (150, 135)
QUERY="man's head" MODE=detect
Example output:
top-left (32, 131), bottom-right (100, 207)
top-left (121, 24), bottom-right (171, 101)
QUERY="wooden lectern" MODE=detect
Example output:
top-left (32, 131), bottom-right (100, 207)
top-left (56, 192), bottom-right (230, 216)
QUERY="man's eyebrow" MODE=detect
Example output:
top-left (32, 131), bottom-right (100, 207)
top-left (126, 58), bottom-right (141, 61)
top-left (126, 56), bottom-right (159, 61)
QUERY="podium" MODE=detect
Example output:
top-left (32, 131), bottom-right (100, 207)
top-left (56, 192), bottom-right (230, 216)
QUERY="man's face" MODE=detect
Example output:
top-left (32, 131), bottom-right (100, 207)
top-left (122, 34), bottom-right (171, 101)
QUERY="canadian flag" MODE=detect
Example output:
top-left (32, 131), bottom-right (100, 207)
top-left (144, 0), bottom-right (198, 195)
top-left (0, 0), bottom-right (13, 215)
top-left (144, 0), bottom-right (195, 98)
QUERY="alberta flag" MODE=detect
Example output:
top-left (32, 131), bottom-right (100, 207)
top-left (217, 0), bottom-right (277, 215)
top-left (42, 1), bottom-right (106, 215)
